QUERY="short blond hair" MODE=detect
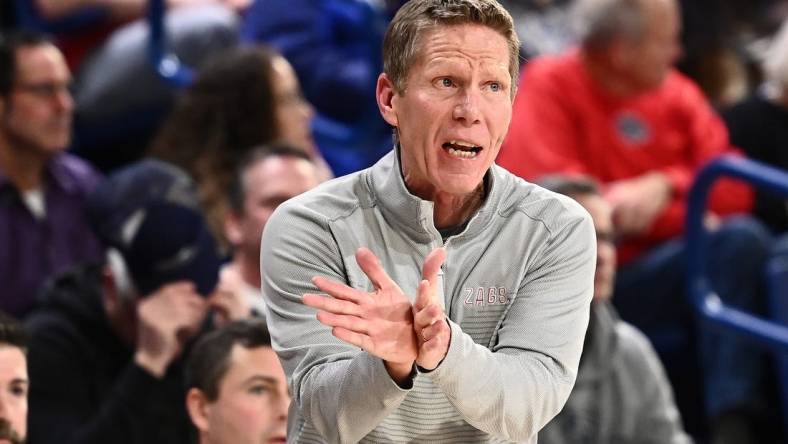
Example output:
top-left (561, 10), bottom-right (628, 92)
top-left (383, 0), bottom-right (520, 96)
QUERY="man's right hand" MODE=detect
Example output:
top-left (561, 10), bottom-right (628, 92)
top-left (134, 282), bottom-right (207, 378)
top-left (303, 248), bottom-right (419, 384)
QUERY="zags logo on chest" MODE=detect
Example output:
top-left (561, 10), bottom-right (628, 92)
top-left (463, 287), bottom-right (509, 306)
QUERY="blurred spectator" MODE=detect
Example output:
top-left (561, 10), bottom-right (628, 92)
top-left (0, 30), bottom-right (102, 318)
top-left (240, 0), bottom-right (402, 176)
top-left (538, 176), bottom-right (691, 444)
top-left (220, 145), bottom-right (322, 318)
top-left (498, 0), bottom-right (774, 441)
top-left (19, 0), bottom-right (241, 171)
top-left (724, 19), bottom-right (788, 233)
top-left (150, 46), bottom-right (330, 251)
top-left (499, 0), bottom-right (577, 59)
top-left (0, 311), bottom-right (28, 444)
top-left (185, 319), bottom-right (289, 444)
top-left (24, 160), bottom-right (233, 444)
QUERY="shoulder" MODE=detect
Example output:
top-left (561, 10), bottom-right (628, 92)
top-left (661, 70), bottom-right (710, 105)
top-left (273, 169), bottom-right (368, 226)
top-left (614, 320), bottom-right (664, 374)
top-left (49, 153), bottom-right (103, 194)
top-left (494, 166), bottom-right (593, 238)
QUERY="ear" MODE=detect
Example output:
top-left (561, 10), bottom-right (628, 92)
top-left (186, 388), bottom-right (211, 433)
top-left (376, 73), bottom-right (399, 127)
top-left (224, 210), bottom-right (244, 247)
top-left (101, 266), bottom-right (119, 314)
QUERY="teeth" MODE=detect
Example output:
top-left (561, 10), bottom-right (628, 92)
top-left (450, 140), bottom-right (478, 148)
top-left (448, 147), bottom-right (478, 158)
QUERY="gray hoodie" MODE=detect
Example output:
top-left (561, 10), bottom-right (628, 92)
top-left (539, 301), bottom-right (693, 444)
top-left (260, 150), bottom-right (596, 443)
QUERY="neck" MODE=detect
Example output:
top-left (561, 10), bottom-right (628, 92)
top-left (431, 183), bottom-right (485, 229)
top-left (0, 135), bottom-right (48, 191)
top-left (233, 253), bottom-right (262, 289)
top-left (581, 49), bottom-right (641, 97)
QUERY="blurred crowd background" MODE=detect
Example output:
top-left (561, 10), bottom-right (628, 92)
top-left (3, 0), bottom-right (788, 443)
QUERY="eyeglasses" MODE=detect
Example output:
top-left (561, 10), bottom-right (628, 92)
top-left (13, 81), bottom-right (73, 100)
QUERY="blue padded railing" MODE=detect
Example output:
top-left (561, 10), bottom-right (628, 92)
top-left (147, 0), bottom-right (194, 87)
top-left (687, 155), bottom-right (788, 351)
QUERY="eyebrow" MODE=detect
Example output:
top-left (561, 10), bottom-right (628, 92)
top-left (10, 378), bottom-right (28, 385)
top-left (243, 375), bottom-right (279, 385)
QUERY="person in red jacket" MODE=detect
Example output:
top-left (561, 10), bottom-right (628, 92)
top-left (498, 0), bottom-right (776, 442)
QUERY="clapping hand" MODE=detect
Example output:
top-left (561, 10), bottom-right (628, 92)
top-left (303, 247), bottom-right (448, 382)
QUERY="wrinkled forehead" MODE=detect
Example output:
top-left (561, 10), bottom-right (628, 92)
top-left (405, 23), bottom-right (516, 92)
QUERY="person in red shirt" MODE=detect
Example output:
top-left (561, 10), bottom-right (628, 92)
top-left (498, 0), bottom-right (776, 441)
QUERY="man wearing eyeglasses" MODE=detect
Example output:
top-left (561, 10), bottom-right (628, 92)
top-left (0, 30), bottom-right (103, 318)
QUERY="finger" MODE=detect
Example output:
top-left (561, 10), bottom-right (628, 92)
top-left (355, 248), bottom-right (398, 291)
top-left (207, 296), bottom-right (229, 310)
top-left (303, 293), bottom-right (361, 316)
top-left (421, 247), bottom-right (446, 288)
top-left (313, 277), bottom-right (366, 304)
top-left (420, 317), bottom-right (449, 342)
top-left (316, 312), bottom-right (369, 334)
top-left (332, 327), bottom-right (373, 351)
top-left (185, 296), bottom-right (208, 313)
top-left (414, 302), bottom-right (443, 329)
top-left (413, 279), bottom-right (438, 314)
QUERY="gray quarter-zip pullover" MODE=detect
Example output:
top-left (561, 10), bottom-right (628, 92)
top-left (261, 150), bottom-right (595, 443)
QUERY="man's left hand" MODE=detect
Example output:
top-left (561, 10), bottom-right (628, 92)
top-left (413, 248), bottom-right (449, 371)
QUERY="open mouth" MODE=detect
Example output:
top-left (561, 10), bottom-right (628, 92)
top-left (442, 140), bottom-right (482, 159)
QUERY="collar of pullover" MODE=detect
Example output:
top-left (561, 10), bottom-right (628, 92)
top-left (366, 147), bottom-right (505, 244)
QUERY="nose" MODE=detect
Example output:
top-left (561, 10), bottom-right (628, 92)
top-left (53, 87), bottom-right (74, 113)
top-left (277, 389), bottom-right (291, 421)
top-left (452, 88), bottom-right (482, 126)
top-left (300, 98), bottom-right (314, 122)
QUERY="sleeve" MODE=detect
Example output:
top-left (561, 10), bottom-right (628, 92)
top-left (260, 202), bottom-right (412, 443)
top-left (426, 209), bottom-right (596, 441)
top-left (27, 324), bottom-right (177, 444)
top-left (618, 323), bottom-right (694, 444)
top-left (497, 61), bottom-right (588, 181)
top-left (240, 0), bottom-right (378, 123)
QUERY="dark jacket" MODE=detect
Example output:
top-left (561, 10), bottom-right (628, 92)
top-left (25, 265), bottom-right (192, 444)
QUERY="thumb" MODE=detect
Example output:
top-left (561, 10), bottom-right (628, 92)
top-left (421, 247), bottom-right (446, 288)
top-left (414, 279), bottom-right (433, 311)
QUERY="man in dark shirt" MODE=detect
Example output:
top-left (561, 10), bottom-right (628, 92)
top-left (0, 30), bottom-right (102, 318)
top-left (25, 160), bottom-right (223, 444)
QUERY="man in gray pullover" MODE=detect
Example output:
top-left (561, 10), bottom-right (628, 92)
top-left (260, 1), bottom-right (596, 442)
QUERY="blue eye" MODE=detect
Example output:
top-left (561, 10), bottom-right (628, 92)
top-left (489, 82), bottom-right (501, 92)
top-left (441, 78), bottom-right (453, 87)
top-left (249, 385), bottom-right (269, 395)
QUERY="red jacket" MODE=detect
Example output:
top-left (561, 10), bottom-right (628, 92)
top-left (498, 49), bottom-right (751, 263)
